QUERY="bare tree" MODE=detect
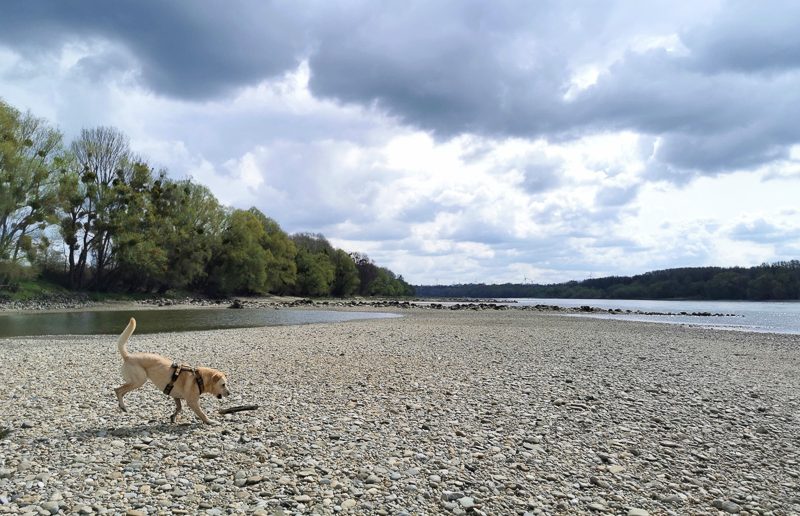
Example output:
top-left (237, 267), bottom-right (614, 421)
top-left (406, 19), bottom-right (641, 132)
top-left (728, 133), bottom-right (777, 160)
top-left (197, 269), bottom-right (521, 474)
top-left (69, 127), bottom-right (132, 288)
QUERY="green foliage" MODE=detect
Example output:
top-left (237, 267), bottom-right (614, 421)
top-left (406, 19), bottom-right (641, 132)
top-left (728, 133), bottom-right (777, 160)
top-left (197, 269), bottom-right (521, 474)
top-left (248, 208), bottom-right (297, 293)
top-left (415, 261), bottom-right (800, 301)
top-left (330, 249), bottom-right (360, 296)
top-left (0, 260), bottom-right (35, 291)
top-left (294, 247), bottom-right (335, 296)
top-left (206, 209), bottom-right (272, 295)
top-left (351, 253), bottom-right (414, 297)
top-left (0, 100), bottom-right (63, 264)
top-left (0, 275), bottom-right (70, 301)
top-left (117, 176), bottom-right (226, 292)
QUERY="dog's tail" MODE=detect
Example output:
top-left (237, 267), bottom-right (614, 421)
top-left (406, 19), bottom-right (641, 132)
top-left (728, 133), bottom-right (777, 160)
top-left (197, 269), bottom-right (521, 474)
top-left (117, 318), bottom-right (137, 360)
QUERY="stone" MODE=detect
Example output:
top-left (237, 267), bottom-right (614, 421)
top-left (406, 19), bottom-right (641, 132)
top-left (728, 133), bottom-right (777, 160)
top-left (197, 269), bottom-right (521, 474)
top-left (712, 500), bottom-right (741, 513)
top-left (459, 497), bottom-right (475, 509)
top-left (341, 499), bottom-right (357, 510)
top-left (627, 509), bottom-right (649, 516)
top-left (589, 476), bottom-right (610, 488)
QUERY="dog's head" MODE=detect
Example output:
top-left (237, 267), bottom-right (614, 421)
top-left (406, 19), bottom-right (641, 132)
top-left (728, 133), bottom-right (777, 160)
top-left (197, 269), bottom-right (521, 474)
top-left (209, 371), bottom-right (231, 399)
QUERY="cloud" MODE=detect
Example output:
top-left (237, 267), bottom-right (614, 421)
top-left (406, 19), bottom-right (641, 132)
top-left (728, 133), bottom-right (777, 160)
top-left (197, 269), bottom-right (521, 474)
top-left (728, 218), bottom-right (800, 244)
top-left (3, 0), bottom-right (800, 180)
top-left (1, 1), bottom-right (800, 284)
top-left (684, 0), bottom-right (800, 74)
top-left (0, 1), bottom-right (305, 99)
top-left (595, 184), bottom-right (640, 207)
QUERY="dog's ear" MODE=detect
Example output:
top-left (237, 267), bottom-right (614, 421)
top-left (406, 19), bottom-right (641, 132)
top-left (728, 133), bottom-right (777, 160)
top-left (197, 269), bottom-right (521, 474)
top-left (212, 371), bottom-right (224, 382)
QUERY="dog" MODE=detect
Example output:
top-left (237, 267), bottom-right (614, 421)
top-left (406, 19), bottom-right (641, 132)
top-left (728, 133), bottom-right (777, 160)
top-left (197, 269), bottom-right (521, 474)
top-left (113, 318), bottom-right (231, 424)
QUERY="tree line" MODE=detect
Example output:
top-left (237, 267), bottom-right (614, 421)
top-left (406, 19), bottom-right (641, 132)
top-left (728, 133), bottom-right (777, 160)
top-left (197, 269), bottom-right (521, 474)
top-left (415, 262), bottom-right (800, 301)
top-left (0, 99), bottom-right (413, 298)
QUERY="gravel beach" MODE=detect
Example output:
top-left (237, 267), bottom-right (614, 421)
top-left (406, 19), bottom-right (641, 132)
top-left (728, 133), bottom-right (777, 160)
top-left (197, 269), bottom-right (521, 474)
top-left (1, 309), bottom-right (799, 515)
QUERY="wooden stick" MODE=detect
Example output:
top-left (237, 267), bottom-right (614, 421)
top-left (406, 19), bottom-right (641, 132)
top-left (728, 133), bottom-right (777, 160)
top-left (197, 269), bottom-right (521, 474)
top-left (218, 405), bottom-right (260, 414)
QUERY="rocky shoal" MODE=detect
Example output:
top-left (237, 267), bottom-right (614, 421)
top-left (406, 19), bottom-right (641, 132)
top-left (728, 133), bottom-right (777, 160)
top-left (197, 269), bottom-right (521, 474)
top-left (1, 310), bottom-right (798, 515)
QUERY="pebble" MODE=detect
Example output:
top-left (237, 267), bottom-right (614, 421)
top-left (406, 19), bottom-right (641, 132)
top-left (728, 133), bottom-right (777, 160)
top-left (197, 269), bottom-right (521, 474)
top-left (712, 499), bottom-right (742, 513)
top-left (459, 496), bottom-right (475, 509)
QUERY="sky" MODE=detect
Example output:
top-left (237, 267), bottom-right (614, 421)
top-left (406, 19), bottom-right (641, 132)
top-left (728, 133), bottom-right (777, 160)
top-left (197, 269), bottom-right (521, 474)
top-left (1, 0), bottom-right (799, 285)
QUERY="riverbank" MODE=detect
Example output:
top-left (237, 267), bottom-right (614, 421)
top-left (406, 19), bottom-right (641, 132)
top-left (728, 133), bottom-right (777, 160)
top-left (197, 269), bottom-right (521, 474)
top-left (1, 310), bottom-right (799, 515)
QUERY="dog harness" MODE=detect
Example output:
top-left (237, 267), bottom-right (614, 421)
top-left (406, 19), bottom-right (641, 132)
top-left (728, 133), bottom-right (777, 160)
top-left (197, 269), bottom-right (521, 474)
top-left (163, 362), bottom-right (205, 396)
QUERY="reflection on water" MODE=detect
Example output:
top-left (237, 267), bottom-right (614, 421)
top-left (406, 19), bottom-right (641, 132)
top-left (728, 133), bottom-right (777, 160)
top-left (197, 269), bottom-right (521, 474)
top-left (0, 308), bottom-right (400, 338)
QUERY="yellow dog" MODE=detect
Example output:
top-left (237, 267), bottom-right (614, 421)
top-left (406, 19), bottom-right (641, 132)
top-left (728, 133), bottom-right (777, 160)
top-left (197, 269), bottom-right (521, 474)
top-left (113, 318), bottom-right (231, 424)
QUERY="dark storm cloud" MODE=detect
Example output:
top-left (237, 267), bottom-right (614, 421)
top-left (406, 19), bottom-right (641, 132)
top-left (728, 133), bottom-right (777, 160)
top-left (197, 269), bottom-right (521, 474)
top-left (0, 1), bottom-right (304, 98)
top-left (307, 1), bottom-right (800, 178)
top-left (2, 0), bottom-right (799, 179)
top-left (684, 0), bottom-right (800, 74)
top-left (306, 1), bottom-right (573, 137)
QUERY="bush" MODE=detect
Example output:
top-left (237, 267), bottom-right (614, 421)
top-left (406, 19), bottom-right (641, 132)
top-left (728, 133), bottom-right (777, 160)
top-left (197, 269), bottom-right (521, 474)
top-left (0, 261), bottom-right (35, 291)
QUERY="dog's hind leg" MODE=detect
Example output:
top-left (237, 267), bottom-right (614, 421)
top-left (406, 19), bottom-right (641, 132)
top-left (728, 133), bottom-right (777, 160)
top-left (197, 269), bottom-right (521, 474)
top-left (115, 363), bottom-right (146, 412)
top-left (170, 398), bottom-right (182, 423)
top-left (113, 380), bottom-right (145, 412)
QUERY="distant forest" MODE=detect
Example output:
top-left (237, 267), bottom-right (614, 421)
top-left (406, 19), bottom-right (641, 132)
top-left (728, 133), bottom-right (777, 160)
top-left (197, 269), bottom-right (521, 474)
top-left (415, 262), bottom-right (800, 301)
top-left (0, 98), bottom-right (413, 298)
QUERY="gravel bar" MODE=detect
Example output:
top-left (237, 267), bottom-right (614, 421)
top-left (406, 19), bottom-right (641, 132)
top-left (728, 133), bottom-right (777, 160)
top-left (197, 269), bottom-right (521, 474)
top-left (1, 309), bottom-right (799, 515)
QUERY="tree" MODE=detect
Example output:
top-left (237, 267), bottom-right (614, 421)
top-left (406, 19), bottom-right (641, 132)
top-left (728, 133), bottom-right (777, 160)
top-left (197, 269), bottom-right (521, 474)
top-left (292, 232), bottom-right (334, 254)
top-left (69, 126), bottom-right (133, 289)
top-left (351, 252), bottom-right (379, 295)
top-left (248, 208), bottom-right (297, 293)
top-left (121, 176), bottom-right (226, 292)
top-left (294, 247), bottom-right (335, 296)
top-left (206, 209), bottom-right (270, 295)
top-left (0, 100), bottom-right (62, 265)
top-left (55, 155), bottom-right (91, 288)
top-left (330, 249), bottom-right (359, 296)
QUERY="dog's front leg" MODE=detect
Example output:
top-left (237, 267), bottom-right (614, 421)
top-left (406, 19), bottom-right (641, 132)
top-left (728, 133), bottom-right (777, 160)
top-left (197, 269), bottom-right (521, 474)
top-left (186, 398), bottom-right (213, 424)
top-left (171, 398), bottom-right (182, 423)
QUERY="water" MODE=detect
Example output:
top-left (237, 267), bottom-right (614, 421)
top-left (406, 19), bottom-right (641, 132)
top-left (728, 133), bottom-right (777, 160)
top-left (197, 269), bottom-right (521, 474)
top-left (0, 308), bottom-right (400, 339)
top-left (510, 298), bottom-right (800, 334)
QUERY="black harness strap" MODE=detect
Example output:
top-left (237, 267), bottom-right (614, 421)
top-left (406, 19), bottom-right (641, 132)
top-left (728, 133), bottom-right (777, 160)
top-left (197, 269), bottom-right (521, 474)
top-left (163, 362), bottom-right (181, 395)
top-left (163, 362), bottom-right (205, 395)
top-left (195, 370), bottom-right (204, 394)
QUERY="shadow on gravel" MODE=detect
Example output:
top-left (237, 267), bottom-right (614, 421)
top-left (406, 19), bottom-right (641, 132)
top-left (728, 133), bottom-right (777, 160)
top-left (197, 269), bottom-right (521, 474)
top-left (69, 420), bottom-right (205, 440)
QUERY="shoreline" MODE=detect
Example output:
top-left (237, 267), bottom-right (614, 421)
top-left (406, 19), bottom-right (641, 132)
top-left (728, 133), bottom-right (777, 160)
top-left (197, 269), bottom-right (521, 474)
top-left (2, 296), bottom-right (797, 337)
top-left (1, 311), bottom-right (799, 514)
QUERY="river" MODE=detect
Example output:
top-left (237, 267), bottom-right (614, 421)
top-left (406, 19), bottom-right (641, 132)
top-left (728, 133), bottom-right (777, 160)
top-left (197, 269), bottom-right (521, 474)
top-left (509, 298), bottom-right (800, 334)
top-left (0, 307), bottom-right (400, 339)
